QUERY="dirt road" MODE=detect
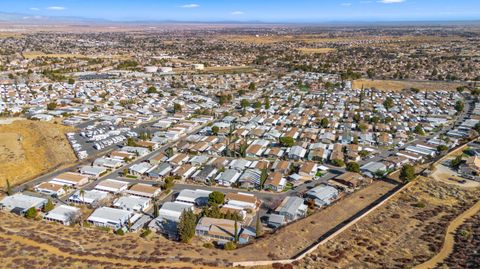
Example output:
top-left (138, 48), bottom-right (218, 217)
top-left (413, 199), bottom-right (480, 269)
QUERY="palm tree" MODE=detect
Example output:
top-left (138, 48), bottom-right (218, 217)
top-left (79, 189), bottom-right (85, 204)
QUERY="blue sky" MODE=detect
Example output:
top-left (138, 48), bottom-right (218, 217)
top-left (1, 0), bottom-right (480, 22)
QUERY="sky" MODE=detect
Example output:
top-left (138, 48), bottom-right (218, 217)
top-left (1, 0), bottom-right (480, 22)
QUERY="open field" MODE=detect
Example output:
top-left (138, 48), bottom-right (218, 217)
top-left (295, 176), bottom-right (480, 269)
top-left (0, 120), bottom-right (77, 190)
top-left (352, 79), bottom-right (468, 91)
top-left (296, 48), bottom-right (336, 54)
top-left (220, 34), bottom-right (465, 45)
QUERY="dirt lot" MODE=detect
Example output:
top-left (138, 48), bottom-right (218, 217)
top-left (352, 79), bottom-right (467, 91)
top-left (296, 48), bottom-right (336, 54)
top-left (0, 120), bottom-right (77, 189)
top-left (295, 176), bottom-right (480, 269)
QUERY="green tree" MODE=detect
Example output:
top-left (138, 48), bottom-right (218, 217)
top-left (332, 159), bottom-right (345, 167)
top-left (164, 176), bottom-right (175, 190)
top-left (436, 145), bottom-right (448, 152)
top-left (414, 124), bottom-right (425, 136)
top-left (320, 118), bottom-right (329, 128)
top-left (383, 97), bottom-right (394, 111)
top-left (146, 86), bottom-right (157, 94)
top-left (255, 213), bottom-right (262, 238)
top-left (25, 207), bottom-right (37, 219)
top-left (240, 99), bottom-right (250, 109)
top-left (178, 209), bottom-right (197, 243)
top-left (43, 199), bottom-right (55, 213)
top-left (279, 136), bottom-right (295, 147)
top-left (454, 100), bottom-right (464, 113)
top-left (450, 155), bottom-right (463, 168)
top-left (224, 241), bottom-right (237, 250)
top-left (68, 78), bottom-right (75, 84)
top-left (173, 103), bottom-right (182, 113)
top-left (165, 147), bottom-right (174, 158)
top-left (116, 228), bottom-right (125, 235)
top-left (399, 164), bottom-right (415, 183)
top-left (260, 168), bottom-right (268, 189)
top-left (6, 179), bottom-right (12, 196)
top-left (248, 82), bottom-right (256, 91)
top-left (208, 191), bottom-right (225, 206)
top-left (47, 102), bottom-right (57, 110)
top-left (264, 97), bottom-right (270, 109)
top-left (234, 219), bottom-right (239, 243)
top-left (475, 122), bottom-right (480, 133)
top-left (346, 162), bottom-right (360, 173)
top-left (211, 126), bottom-right (220, 135)
top-left (153, 202), bottom-right (159, 218)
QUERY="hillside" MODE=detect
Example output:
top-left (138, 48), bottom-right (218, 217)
top-left (0, 119), bottom-right (77, 189)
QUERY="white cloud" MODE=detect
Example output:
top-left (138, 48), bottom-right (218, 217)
top-left (47, 6), bottom-right (66, 10)
top-left (180, 4), bottom-right (199, 8)
top-left (231, 11), bottom-right (245, 15)
top-left (378, 0), bottom-right (405, 3)
top-left (29, 7), bottom-right (40, 11)
top-left (341, 3), bottom-right (352, 6)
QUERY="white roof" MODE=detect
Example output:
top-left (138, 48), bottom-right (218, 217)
top-left (87, 207), bottom-right (131, 224)
top-left (45, 205), bottom-right (80, 222)
top-left (0, 193), bottom-right (47, 211)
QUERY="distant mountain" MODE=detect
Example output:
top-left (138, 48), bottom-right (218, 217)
top-left (0, 12), bottom-right (106, 23)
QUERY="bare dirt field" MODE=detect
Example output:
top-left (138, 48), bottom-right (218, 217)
top-left (295, 176), bottom-right (480, 269)
top-left (352, 79), bottom-right (467, 91)
top-left (296, 48), bottom-right (336, 54)
top-left (0, 120), bottom-right (77, 189)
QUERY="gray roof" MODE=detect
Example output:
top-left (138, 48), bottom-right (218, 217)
top-left (0, 193), bottom-right (47, 212)
top-left (276, 196), bottom-right (306, 216)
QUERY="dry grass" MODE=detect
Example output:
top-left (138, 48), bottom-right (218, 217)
top-left (296, 176), bottom-right (480, 269)
top-left (296, 48), bottom-right (336, 54)
top-left (352, 79), bottom-right (468, 91)
top-left (0, 120), bottom-right (77, 189)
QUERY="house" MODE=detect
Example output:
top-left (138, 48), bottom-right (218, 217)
top-left (69, 189), bottom-right (109, 205)
top-left (238, 169), bottom-right (262, 188)
top-left (195, 217), bottom-right (240, 243)
top-left (215, 169), bottom-right (241, 186)
top-left (159, 202), bottom-right (194, 222)
top-left (405, 146), bottom-right (436, 157)
top-left (113, 195), bottom-right (151, 212)
top-left (459, 156), bottom-right (480, 181)
top-left (360, 162), bottom-right (388, 178)
top-left (129, 162), bottom-right (154, 176)
top-left (87, 207), bottom-right (133, 229)
top-left (148, 153), bottom-right (168, 165)
top-left (93, 157), bottom-right (124, 169)
top-left (267, 213), bottom-right (287, 228)
top-left (175, 189), bottom-right (212, 206)
top-left (288, 146), bottom-right (307, 160)
top-left (265, 172), bottom-right (287, 192)
top-left (304, 185), bottom-right (339, 206)
top-left (148, 162), bottom-right (172, 178)
top-left (149, 202), bottom-right (193, 239)
top-left (34, 182), bottom-right (66, 197)
top-left (126, 183), bottom-right (161, 198)
top-left (167, 153), bottom-right (189, 166)
top-left (50, 172), bottom-right (89, 187)
top-left (0, 193), bottom-right (47, 215)
top-left (299, 162), bottom-right (318, 177)
top-left (384, 155), bottom-right (410, 169)
top-left (94, 179), bottom-right (129, 194)
top-left (332, 172), bottom-right (369, 188)
top-left (271, 160), bottom-right (290, 175)
top-left (172, 163), bottom-right (197, 179)
top-left (275, 196), bottom-right (307, 222)
top-left (192, 165), bottom-right (217, 183)
top-left (397, 150), bottom-right (423, 161)
top-left (225, 192), bottom-right (259, 210)
top-left (79, 166), bottom-right (108, 178)
top-left (44, 205), bottom-right (80, 225)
